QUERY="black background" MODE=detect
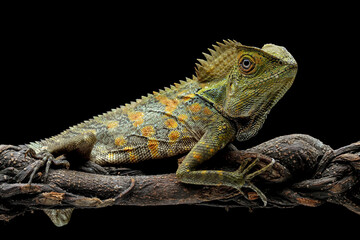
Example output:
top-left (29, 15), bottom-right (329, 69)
top-left (1, 3), bottom-right (359, 238)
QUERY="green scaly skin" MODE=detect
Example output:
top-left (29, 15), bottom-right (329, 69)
top-left (24, 40), bottom-right (297, 226)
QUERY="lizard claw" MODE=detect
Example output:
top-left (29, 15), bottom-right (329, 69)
top-left (15, 149), bottom-right (70, 184)
top-left (234, 157), bottom-right (275, 206)
top-left (15, 147), bottom-right (108, 184)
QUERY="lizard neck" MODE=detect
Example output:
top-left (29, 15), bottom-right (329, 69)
top-left (196, 78), bottom-right (268, 142)
top-left (196, 78), bottom-right (228, 113)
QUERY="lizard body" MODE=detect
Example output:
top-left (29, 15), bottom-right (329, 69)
top-left (26, 40), bottom-right (297, 226)
top-left (30, 78), bottom-right (208, 165)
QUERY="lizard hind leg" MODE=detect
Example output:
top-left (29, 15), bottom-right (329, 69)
top-left (19, 132), bottom-right (107, 183)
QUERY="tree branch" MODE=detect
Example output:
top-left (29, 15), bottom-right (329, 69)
top-left (1, 134), bottom-right (359, 222)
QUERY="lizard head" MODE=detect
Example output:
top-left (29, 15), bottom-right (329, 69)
top-left (196, 40), bottom-right (298, 141)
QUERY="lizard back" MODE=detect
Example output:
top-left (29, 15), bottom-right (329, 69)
top-left (28, 77), bottom-right (225, 165)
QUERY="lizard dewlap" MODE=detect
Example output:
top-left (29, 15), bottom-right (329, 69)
top-left (26, 40), bottom-right (297, 226)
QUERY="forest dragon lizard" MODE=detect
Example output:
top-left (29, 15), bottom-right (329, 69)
top-left (22, 40), bottom-right (297, 226)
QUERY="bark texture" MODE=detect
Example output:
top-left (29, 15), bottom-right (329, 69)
top-left (1, 134), bottom-right (359, 222)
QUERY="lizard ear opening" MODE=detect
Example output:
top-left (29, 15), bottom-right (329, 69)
top-left (195, 40), bottom-right (241, 83)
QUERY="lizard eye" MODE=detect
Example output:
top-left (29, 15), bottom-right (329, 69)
top-left (242, 59), bottom-right (251, 68)
top-left (239, 55), bottom-right (256, 74)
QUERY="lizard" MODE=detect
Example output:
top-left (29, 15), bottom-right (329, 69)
top-left (21, 40), bottom-right (297, 226)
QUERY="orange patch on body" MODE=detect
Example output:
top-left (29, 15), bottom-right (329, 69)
top-left (128, 111), bottom-right (144, 127)
top-left (178, 114), bottom-right (188, 123)
top-left (107, 121), bottom-right (119, 129)
top-left (129, 152), bottom-right (137, 162)
top-left (123, 146), bottom-right (137, 162)
top-left (182, 93), bottom-right (196, 101)
top-left (168, 130), bottom-right (180, 142)
top-left (148, 138), bottom-right (159, 158)
top-left (192, 151), bottom-right (203, 162)
top-left (164, 118), bottom-right (178, 129)
top-left (141, 125), bottom-right (155, 137)
top-left (203, 107), bottom-right (213, 115)
top-left (155, 95), bottom-right (180, 113)
top-left (114, 136), bottom-right (127, 146)
top-left (188, 103), bottom-right (201, 113)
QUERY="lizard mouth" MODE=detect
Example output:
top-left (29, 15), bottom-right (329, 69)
top-left (246, 64), bottom-right (297, 89)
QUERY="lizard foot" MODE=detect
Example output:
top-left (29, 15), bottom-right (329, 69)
top-left (233, 156), bottom-right (275, 206)
top-left (77, 161), bottom-right (108, 175)
top-left (15, 148), bottom-right (70, 184)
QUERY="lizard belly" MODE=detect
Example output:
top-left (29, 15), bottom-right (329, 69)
top-left (90, 132), bottom-right (197, 165)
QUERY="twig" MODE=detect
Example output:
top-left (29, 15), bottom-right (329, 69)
top-left (0, 134), bottom-right (359, 222)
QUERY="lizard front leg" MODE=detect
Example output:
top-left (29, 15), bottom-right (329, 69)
top-left (176, 121), bottom-right (274, 205)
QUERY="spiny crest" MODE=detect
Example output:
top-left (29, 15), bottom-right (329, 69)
top-left (77, 76), bottom-right (196, 124)
top-left (195, 39), bottom-right (241, 82)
